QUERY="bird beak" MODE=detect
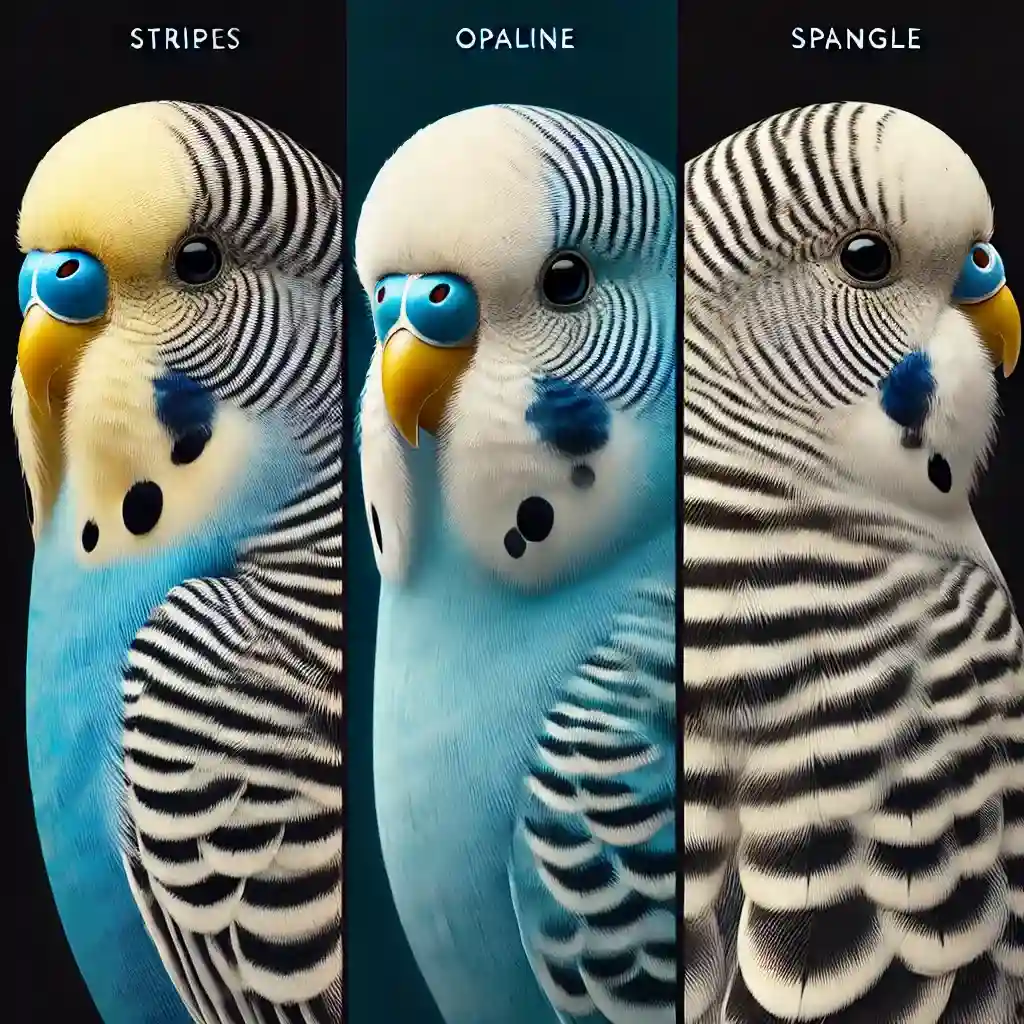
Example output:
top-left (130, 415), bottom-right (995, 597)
top-left (17, 304), bottom-right (104, 415)
top-left (959, 284), bottom-right (1021, 377)
top-left (380, 328), bottom-right (474, 446)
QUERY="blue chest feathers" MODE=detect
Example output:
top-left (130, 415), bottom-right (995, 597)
top-left (25, 408), bottom-right (304, 1024)
top-left (371, 460), bottom-right (672, 1024)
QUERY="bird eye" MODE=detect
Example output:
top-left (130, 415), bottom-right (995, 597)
top-left (174, 236), bottom-right (223, 286)
top-left (836, 232), bottom-right (894, 286)
top-left (540, 251), bottom-right (593, 308)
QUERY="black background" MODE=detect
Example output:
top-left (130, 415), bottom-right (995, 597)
top-left (682, 5), bottom-right (1024, 577)
top-left (7, 3), bottom-right (345, 1020)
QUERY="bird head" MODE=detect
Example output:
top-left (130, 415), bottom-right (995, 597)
top-left (13, 102), bottom-right (343, 556)
top-left (684, 102), bottom-right (1020, 515)
top-left (356, 105), bottom-right (676, 589)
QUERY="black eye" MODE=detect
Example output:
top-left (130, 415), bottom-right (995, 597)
top-left (540, 251), bottom-right (592, 307)
top-left (174, 236), bottom-right (223, 286)
top-left (837, 232), bottom-right (894, 285)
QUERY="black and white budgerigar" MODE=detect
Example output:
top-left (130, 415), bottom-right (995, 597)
top-left (14, 102), bottom-right (343, 1024)
top-left (683, 103), bottom-right (1024, 1022)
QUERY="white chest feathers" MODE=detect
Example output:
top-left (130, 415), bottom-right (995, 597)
top-left (360, 346), bottom-right (656, 590)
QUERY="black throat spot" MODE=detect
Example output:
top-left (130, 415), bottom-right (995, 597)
top-left (928, 453), bottom-right (952, 493)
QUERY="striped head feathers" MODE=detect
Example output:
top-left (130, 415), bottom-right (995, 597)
top-left (684, 102), bottom-right (1012, 518)
top-left (14, 101), bottom-right (343, 553)
top-left (357, 104), bottom-right (676, 589)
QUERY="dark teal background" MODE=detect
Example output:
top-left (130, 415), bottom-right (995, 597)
top-left (344, 1), bottom-right (678, 1021)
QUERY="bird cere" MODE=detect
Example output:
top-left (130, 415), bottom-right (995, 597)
top-left (683, 102), bottom-right (1024, 1023)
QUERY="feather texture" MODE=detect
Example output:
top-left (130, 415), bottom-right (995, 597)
top-left (683, 101), bottom-right (1024, 1024)
top-left (16, 101), bottom-right (344, 1024)
top-left (510, 579), bottom-right (676, 1024)
top-left (358, 104), bottom-right (676, 1024)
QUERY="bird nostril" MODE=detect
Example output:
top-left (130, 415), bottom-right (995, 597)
top-left (429, 283), bottom-right (450, 303)
top-left (972, 247), bottom-right (990, 269)
top-left (56, 258), bottom-right (79, 279)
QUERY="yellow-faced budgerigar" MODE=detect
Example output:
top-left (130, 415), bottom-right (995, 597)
top-left (683, 103), bottom-right (1024, 1023)
top-left (356, 106), bottom-right (677, 1024)
top-left (14, 103), bottom-right (344, 1024)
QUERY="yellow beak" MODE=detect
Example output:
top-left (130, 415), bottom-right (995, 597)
top-left (380, 328), bottom-right (474, 446)
top-left (960, 284), bottom-right (1021, 377)
top-left (17, 304), bottom-right (103, 414)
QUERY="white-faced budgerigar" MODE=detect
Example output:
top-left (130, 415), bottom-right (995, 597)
top-left (14, 102), bottom-right (344, 1024)
top-left (356, 106), bottom-right (676, 1024)
top-left (683, 102), bottom-right (1024, 1023)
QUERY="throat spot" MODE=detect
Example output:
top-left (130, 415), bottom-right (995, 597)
top-left (69, 399), bottom-right (252, 566)
top-left (78, 479), bottom-right (166, 556)
top-left (122, 481), bottom-right (164, 536)
top-left (928, 453), bottom-right (952, 493)
top-left (170, 426), bottom-right (212, 466)
top-left (442, 391), bottom-right (646, 587)
top-left (517, 496), bottom-right (554, 542)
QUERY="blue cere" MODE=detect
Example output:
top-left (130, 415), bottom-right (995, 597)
top-left (405, 273), bottom-right (479, 346)
top-left (879, 350), bottom-right (934, 428)
top-left (153, 370), bottom-right (215, 438)
top-left (952, 242), bottom-right (1005, 304)
top-left (20, 250), bottom-right (108, 323)
top-left (17, 250), bottom-right (44, 315)
top-left (371, 274), bottom-right (406, 341)
top-left (24, 250), bottom-right (108, 323)
top-left (526, 375), bottom-right (610, 456)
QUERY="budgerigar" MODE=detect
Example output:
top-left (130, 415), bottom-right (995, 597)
top-left (683, 103), bottom-right (1024, 1022)
top-left (356, 105), bottom-right (677, 1024)
top-left (14, 103), bottom-right (344, 1024)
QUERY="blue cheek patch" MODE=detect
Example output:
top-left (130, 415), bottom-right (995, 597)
top-left (370, 275), bottom-right (406, 341)
top-left (526, 376), bottom-right (611, 457)
top-left (405, 273), bottom-right (478, 346)
top-left (952, 242), bottom-right (1005, 304)
top-left (879, 350), bottom-right (934, 429)
top-left (153, 371), bottom-right (216, 437)
top-left (21, 249), bottom-right (108, 323)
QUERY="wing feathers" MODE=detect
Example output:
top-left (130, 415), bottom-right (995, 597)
top-left (511, 578), bottom-right (677, 1024)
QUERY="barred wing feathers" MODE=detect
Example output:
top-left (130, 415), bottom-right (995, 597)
top-left (510, 580), bottom-right (677, 1024)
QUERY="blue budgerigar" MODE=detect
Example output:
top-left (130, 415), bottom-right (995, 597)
top-left (14, 103), bottom-right (344, 1024)
top-left (356, 106), bottom-right (677, 1023)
